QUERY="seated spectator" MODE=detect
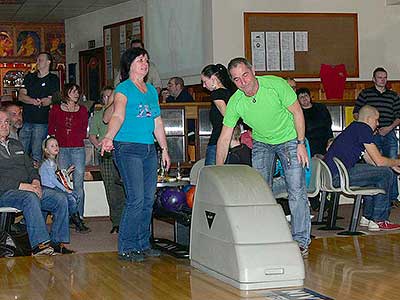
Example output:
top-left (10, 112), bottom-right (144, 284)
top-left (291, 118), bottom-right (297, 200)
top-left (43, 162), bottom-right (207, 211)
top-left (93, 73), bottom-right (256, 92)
top-left (226, 125), bottom-right (251, 166)
top-left (166, 77), bottom-right (194, 103)
top-left (2, 102), bottom-right (23, 140)
top-left (0, 109), bottom-right (72, 255)
top-left (40, 136), bottom-right (91, 234)
top-left (297, 87), bottom-right (333, 156)
top-left (324, 105), bottom-right (400, 231)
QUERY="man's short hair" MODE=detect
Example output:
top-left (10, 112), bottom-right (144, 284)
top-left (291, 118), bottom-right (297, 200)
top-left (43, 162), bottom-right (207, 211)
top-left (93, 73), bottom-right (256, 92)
top-left (232, 125), bottom-right (242, 141)
top-left (373, 67), bottom-right (387, 78)
top-left (0, 102), bottom-right (21, 111)
top-left (100, 85), bottom-right (114, 98)
top-left (227, 57), bottom-right (252, 72)
top-left (296, 87), bottom-right (311, 97)
top-left (130, 39), bottom-right (144, 48)
top-left (170, 77), bottom-right (184, 88)
top-left (358, 105), bottom-right (379, 121)
top-left (38, 51), bottom-right (53, 69)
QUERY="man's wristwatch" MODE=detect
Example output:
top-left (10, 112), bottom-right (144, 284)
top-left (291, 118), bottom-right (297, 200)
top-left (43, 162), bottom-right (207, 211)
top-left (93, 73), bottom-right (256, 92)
top-left (297, 139), bottom-right (306, 145)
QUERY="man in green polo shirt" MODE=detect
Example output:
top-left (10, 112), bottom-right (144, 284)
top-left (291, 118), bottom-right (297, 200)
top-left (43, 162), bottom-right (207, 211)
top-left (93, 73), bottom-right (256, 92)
top-left (89, 86), bottom-right (125, 234)
top-left (216, 57), bottom-right (311, 257)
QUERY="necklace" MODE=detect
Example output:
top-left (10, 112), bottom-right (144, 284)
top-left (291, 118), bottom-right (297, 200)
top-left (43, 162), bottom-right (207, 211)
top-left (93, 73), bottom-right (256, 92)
top-left (62, 102), bottom-right (78, 112)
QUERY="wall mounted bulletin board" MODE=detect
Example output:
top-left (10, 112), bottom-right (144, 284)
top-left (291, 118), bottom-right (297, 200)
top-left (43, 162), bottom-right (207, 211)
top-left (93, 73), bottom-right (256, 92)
top-left (244, 13), bottom-right (359, 78)
top-left (103, 17), bottom-right (143, 86)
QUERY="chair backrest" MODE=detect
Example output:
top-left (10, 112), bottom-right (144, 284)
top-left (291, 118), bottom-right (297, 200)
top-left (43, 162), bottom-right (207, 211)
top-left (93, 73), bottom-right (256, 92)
top-left (307, 156), bottom-right (322, 197)
top-left (332, 157), bottom-right (351, 193)
top-left (319, 158), bottom-right (341, 192)
top-left (190, 158), bottom-right (205, 185)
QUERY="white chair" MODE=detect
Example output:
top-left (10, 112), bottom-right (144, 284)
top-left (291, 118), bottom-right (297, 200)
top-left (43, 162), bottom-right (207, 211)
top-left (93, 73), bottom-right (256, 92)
top-left (0, 207), bottom-right (21, 233)
top-left (333, 157), bottom-right (385, 236)
top-left (273, 156), bottom-right (322, 199)
top-left (190, 159), bottom-right (205, 185)
top-left (316, 159), bottom-right (343, 230)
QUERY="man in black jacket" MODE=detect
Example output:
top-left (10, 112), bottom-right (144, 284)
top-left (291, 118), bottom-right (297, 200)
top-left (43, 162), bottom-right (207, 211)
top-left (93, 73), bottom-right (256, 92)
top-left (0, 109), bottom-right (71, 255)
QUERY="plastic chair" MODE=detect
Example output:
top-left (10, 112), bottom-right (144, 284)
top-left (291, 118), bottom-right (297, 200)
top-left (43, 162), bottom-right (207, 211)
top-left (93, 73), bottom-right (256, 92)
top-left (190, 159), bottom-right (205, 185)
top-left (316, 159), bottom-right (344, 230)
top-left (0, 207), bottom-right (21, 233)
top-left (274, 156), bottom-right (321, 199)
top-left (333, 157), bottom-right (385, 236)
top-left (307, 157), bottom-right (322, 198)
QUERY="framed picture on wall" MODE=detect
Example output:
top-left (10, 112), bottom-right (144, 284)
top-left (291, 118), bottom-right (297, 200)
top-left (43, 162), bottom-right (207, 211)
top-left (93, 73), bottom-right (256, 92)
top-left (16, 30), bottom-right (41, 58)
top-left (0, 26), bottom-right (15, 57)
top-left (45, 27), bottom-right (66, 63)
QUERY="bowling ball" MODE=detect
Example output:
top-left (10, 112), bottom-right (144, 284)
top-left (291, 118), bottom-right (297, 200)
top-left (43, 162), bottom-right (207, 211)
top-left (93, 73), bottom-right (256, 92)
top-left (182, 184), bottom-right (193, 193)
top-left (160, 189), bottom-right (187, 212)
top-left (186, 186), bottom-right (196, 209)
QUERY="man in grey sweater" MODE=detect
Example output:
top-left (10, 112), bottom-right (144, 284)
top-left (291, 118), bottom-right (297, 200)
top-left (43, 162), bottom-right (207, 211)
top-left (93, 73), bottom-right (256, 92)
top-left (0, 109), bottom-right (72, 255)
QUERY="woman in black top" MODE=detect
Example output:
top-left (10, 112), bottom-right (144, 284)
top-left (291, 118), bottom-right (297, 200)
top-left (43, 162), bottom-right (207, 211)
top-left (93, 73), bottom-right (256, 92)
top-left (200, 64), bottom-right (236, 165)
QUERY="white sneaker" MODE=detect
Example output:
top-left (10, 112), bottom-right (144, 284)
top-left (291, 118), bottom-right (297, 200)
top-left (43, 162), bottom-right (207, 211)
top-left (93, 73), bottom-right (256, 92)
top-left (359, 216), bottom-right (370, 227)
top-left (368, 220), bottom-right (380, 231)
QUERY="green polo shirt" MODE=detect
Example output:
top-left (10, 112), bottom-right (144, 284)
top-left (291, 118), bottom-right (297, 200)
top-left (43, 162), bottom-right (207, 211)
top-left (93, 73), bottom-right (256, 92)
top-left (223, 75), bottom-right (297, 145)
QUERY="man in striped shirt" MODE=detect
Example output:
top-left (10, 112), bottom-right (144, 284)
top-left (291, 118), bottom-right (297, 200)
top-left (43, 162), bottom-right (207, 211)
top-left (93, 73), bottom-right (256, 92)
top-left (353, 67), bottom-right (400, 204)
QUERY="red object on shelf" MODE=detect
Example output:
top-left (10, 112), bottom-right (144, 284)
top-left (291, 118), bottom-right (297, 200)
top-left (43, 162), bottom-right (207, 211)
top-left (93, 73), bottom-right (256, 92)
top-left (320, 64), bottom-right (348, 99)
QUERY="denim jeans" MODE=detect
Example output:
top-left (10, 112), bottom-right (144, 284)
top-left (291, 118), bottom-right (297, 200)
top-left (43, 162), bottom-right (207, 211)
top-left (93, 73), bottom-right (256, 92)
top-left (0, 188), bottom-right (70, 247)
top-left (19, 122), bottom-right (48, 163)
top-left (47, 187), bottom-right (78, 215)
top-left (332, 163), bottom-right (392, 222)
top-left (41, 187), bottom-right (71, 243)
top-left (205, 144), bottom-right (217, 166)
top-left (252, 139), bottom-right (311, 248)
top-left (374, 130), bottom-right (399, 201)
top-left (113, 142), bottom-right (157, 254)
top-left (58, 147), bottom-right (86, 216)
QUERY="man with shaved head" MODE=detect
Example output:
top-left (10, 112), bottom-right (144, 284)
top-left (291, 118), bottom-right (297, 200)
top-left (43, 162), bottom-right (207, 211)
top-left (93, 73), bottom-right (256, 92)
top-left (325, 105), bottom-right (400, 231)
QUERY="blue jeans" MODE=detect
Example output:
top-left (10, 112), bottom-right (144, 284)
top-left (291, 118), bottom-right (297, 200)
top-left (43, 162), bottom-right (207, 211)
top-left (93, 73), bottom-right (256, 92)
top-left (58, 147), bottom-right (86, 217)
top-left (332, 163), bottom-right (392, 222)
top-left (374, 130), bottom-right (399, 201)
top-left (205, 144), bottom-right (217, 166)
top-left (19, 123), bottom-right (48, 163)
top-left (113, 142), bottom-right (157, 254)
top-left (0, 188), bottom-right (70, 247)
top-left (252, 139), bottom-right (311, 248)
top-left (49, 187), bottom-right (78, 215)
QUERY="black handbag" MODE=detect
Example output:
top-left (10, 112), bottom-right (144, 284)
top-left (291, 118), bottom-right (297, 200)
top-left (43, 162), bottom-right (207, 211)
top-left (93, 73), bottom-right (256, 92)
top-left (0, 230), bottom-right (16, 258)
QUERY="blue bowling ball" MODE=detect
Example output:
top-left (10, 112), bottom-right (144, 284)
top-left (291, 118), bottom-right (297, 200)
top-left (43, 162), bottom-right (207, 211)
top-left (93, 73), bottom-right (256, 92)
top-left (160, 189), bottom-right (187, 212)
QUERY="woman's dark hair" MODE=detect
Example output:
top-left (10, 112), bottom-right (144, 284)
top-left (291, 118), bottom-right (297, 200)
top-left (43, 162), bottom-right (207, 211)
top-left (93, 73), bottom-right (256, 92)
top-left (62, 83), bottom-right (81, 102)
top-left (120, 47), bottom-right (149, 82)
top-left (201, 63), bottom-right (236, 92)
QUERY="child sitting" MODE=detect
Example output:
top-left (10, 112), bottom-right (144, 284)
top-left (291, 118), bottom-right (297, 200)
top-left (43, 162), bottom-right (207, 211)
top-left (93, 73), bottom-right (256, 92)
top-left (40, 136), bottom-right (90, 233)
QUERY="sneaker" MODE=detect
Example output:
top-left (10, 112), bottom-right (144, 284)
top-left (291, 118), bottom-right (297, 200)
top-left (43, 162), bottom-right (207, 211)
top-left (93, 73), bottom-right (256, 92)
top-left (299, 246), bottom-right (309, 259)
top-left (359, 216), bottom-right (370, 227)
top-left (143, 248), bottom-right (161, 257)
top-left (32, 242), bottom-right (54, 256)
top-left (376, 221), bottom-right (400, 231)
top-left (118, 251), bottom-right (145, 262)
top-left (51, 243), bottom-right (75, 254)
top-left (368, 220), bottom-right (380, 231)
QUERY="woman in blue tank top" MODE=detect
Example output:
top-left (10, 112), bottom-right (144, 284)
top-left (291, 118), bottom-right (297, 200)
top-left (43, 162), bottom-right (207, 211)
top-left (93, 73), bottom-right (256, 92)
top-left (101, 47), bottom-right (171, 262)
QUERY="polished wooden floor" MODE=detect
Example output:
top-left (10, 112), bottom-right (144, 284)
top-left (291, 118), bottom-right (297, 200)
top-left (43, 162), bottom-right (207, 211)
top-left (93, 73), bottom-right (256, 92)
top-left (1, 233), bottom-right (400, 300)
